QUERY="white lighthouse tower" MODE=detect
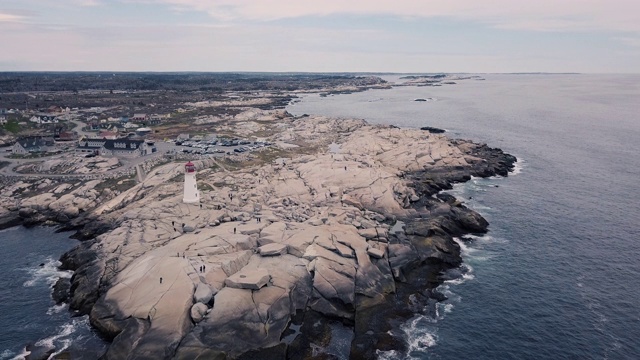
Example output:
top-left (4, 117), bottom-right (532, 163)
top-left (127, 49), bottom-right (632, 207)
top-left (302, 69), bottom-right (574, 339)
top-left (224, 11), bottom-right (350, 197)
top-left (183, 161), bottom-right (200, 203)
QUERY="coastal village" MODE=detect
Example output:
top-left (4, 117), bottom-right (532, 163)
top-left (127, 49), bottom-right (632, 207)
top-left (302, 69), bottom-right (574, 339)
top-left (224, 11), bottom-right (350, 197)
top-left (0, 74), bottom-right (515, 359)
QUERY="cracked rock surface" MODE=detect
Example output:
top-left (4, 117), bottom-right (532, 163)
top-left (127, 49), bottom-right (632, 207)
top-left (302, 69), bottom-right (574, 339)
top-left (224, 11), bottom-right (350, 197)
top-left (43, 113), bottom-right (516, 359)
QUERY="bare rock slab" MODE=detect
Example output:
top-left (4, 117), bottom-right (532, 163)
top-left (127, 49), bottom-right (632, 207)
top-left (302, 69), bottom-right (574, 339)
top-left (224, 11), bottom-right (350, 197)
top-left (367, 247), bottom-right (385, 259)
top-left (259, 243), bottom-right (288, 256)
top-left (225, 269), bottom-right (271, 290)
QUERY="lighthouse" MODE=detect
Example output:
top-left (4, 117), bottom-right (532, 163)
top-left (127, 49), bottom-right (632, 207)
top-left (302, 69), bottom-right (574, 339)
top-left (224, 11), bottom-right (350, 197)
top-left (183, 161), bottom-right (200, 203)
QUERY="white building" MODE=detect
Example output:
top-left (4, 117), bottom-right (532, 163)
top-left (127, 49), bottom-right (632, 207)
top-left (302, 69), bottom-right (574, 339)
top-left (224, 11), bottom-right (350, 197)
top-left (183, 161), bottom-right (200, 203)
top-left (76, 138), bottom-right (156, 157)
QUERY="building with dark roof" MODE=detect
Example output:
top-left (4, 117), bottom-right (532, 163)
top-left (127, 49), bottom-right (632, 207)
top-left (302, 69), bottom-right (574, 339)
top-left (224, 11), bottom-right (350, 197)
top-left (76, 138), bottom-right (156, 157)
top-left (12, 136), bottom-right (54, 154)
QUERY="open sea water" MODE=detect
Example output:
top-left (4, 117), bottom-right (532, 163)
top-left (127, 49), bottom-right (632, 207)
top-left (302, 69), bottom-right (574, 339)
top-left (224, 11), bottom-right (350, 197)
top-left (288, 74), bottom-right (640, 359)
top-left (0, 226), bottom-right (107, 360)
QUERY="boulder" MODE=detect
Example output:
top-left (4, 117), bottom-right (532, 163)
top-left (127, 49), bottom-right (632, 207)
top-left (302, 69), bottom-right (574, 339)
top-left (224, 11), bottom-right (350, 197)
top-left (358, 227), bottom-right (387, 240)
top-left (259, 243), bottom-right (287, 256)
top-left (193, 282), bottom-right (216, 304)
top-left (190, 303), bottom-right (208, 323)
top-left (367, 248), bottom-right (385, 259)
top-left (51, 277), bottom-right (71, 304)
top-left (225, 269), bottom-right (271, 290)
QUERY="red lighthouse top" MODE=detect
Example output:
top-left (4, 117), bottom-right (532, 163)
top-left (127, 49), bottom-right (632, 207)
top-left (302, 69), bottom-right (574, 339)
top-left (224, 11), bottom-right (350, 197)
top-left (185, 161), bottom-right (196, 173)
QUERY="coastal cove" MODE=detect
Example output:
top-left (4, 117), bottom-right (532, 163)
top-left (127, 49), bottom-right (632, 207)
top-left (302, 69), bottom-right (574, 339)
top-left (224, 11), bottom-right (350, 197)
top-left (0, 226), bottom-right (107, 360)
top-left (288, 74), bottom-right (640, 359)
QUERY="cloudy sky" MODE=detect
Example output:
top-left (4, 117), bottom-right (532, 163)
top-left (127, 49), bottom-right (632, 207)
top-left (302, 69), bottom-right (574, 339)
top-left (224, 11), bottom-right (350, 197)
top-left (1, 0), bottom-right (639, 73)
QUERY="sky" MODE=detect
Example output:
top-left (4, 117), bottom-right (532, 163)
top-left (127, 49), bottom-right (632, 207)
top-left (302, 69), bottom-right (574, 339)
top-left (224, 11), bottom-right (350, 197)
top-left (1, 0), bottom-right (640, 73)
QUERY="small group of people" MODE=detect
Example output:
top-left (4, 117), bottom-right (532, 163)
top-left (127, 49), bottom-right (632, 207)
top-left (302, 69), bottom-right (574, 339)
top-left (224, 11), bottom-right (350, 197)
top-left (199, 264), bottom-right (206, 273)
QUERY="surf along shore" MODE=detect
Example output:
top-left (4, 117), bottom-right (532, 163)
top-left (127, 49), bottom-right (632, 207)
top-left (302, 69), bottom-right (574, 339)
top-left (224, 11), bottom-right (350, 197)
top-left (1, 92), bottom-right (515, 359)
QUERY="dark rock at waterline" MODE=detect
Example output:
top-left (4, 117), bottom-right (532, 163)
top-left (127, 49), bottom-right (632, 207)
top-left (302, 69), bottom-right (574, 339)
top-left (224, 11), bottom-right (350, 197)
top-left (426, 288), bottom-right (448, 302)
top-left (59, 241), bottom-right (103, 314)
top-left (236, 343), bottom-right (287, 360)
top-left (59, 241), bottom-right (97, 271)
top-left (69, 219), bottom-right (114, 241)
top-left (24, 343), bottom-right (55, 360)
top-left (52, 277), bottom-right (71, 304)
top-left (89, 298), bottom-right (128, 340)
top-left (0, 212), bottom-right (22, 230)
top-left (451, 206), bottom-right (489, 233)
top-left (420, 126), bottom-right (446, 133)
top-left (100, 318), bottom-right (151, 360)
top-left (68, 260), bottom-right (102, 315)
top-left (436, 192), bottom-right (458, 205)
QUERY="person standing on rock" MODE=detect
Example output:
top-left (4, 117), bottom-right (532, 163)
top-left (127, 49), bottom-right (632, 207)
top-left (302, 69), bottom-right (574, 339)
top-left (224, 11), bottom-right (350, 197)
top-left (233, 227), bottom-right (236, 234)
top-left (160, 277), bottom-right (163, 284)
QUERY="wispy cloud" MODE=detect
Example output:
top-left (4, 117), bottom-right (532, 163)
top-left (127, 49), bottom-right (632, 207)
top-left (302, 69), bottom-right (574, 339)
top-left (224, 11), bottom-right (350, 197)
top-left (2, 0), bottom-right (640, 72)
top-left (0, 12), bottom-right (27, 23)
top-left (132, 0), bottom-right (640, 33)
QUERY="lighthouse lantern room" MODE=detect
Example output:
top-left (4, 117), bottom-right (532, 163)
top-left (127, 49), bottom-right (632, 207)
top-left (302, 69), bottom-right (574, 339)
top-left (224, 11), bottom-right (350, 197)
top-left (183, 161), bottom-right (200, 203)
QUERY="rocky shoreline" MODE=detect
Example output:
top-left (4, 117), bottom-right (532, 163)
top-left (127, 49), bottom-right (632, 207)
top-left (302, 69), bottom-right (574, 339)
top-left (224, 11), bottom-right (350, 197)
top-left (3, 114), bottom-right (515, 359)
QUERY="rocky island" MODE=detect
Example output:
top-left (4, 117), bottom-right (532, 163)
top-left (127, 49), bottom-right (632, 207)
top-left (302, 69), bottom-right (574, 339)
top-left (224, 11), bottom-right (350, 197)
top-left (0, 73), bottom-right (515, 359)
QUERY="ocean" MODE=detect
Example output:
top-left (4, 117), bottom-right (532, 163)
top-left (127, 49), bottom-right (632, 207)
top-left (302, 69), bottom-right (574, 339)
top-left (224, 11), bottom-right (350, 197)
top-left (0, 226), bottom-right (107, 360)
top-left (288, 74), bottom-right (640, 359)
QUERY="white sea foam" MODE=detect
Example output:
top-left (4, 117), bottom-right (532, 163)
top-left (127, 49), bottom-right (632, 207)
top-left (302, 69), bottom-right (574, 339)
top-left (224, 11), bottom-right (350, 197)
top-left (1, 349), bottom-right (19, 360)
top-left (402, 315), bottom-right (438, 352)
top-left (509, 156), bottom-right (524, 176)
top-left (22, 257), bottom-right (72, 287)
top-left (443, 303), bottom-right (454, 313)
top-left (47, 303), bottom-right (68, 315)
top-left (6, 348), bottom-right (29, 360)
top-left (444, 272), bottom-right (475, 286)
top-left (33, 317), bottom-right (89, 358)
top-left (376, 349), bottom-right (400, 360)
top-left (453, 237), bottom-right (475, 256)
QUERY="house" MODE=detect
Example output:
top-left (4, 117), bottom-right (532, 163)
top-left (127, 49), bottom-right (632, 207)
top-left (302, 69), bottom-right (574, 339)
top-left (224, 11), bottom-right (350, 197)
top-left (53, 127), bottom-right (77, 142)
top-left (148, 114), bottom-right (169, 125)
top-left (76, 138), bottom-right (156, 157)
top-left (132, 114), bottom-right (148, 122)
top-left (0, 108), bottom-right (7, 115)
top-left (12, 136), bottom-right (54, 154)
top-left (177, 133), bottom-right (190, 141)
top-left (29, 115), bottom-right (58, 124)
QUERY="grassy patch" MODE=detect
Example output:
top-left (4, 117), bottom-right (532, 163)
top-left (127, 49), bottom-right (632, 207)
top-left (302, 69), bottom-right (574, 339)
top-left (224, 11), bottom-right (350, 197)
top-left (2, 120), bottom-right (21, 134)
top-left (169, 173), bottom-right (183, 183)
top-left (198, 182), bottom-right (214, 192)
top-left (95, 174), bottom-right (137, 193)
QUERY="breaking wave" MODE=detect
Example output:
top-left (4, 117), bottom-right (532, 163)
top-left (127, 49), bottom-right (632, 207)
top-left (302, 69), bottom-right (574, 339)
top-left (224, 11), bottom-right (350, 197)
top-left (22, 257), bottom-right (72, 288)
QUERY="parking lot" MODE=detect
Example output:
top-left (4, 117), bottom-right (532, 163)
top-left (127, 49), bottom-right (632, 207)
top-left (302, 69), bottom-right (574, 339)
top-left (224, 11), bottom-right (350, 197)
top-left (170, 138), bottom-right (273, 156)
